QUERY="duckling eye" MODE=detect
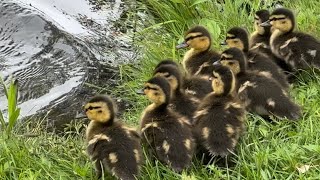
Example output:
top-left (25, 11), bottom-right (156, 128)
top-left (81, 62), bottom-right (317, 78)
top-left (221, 57), bottom-right (232, 61)
top-left (98, 110), bottom-right (102, 113)
top-left (145, 86), bottom-right (157, 91)
top-left (164, 74), bottom-right (170, 78)
top-left (221, 57), bottom-right (228, 60)
top-left (281, 21), bottom-right (286, 24)
top-left (185, 34), bottom-right (204, 42)
top-left (228, 61), bottom-right (234, 65)
top-left (85, 106), bottom-right (101, 112)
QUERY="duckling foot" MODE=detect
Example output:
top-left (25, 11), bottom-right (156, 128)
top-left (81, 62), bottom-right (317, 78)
top-left (260, 115), bottom-right (274, 123)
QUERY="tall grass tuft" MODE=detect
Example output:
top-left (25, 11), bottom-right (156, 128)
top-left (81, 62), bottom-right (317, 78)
top-left (0, 77), bottom-right (20, 137)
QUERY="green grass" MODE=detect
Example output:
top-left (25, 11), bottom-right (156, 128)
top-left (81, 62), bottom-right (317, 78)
top-left (1, 0), bottom-right (320, 179)
top-left (0, 77), bottom-right (20, 137)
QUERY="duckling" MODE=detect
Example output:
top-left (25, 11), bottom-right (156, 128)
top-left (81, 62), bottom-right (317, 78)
top-left (219, 48), bottom-right (301, 120)
top-left (250, 9), bottom-right (293, 76)
top-left (250, 9), bottom-right (272, 51)
top-left (138, 76), bottom-right (195, 172)
top-left (154, 59), bottom-right (213, 100)
top-left (224, 27), bottom-right (289, 90)
top-left (176, 25), bottom-right (220, 76)
top-left (260, 8), bottom-right (320, 71)
top-left (193, 64), bottom-right (246, 157)
top-left (84, 95), bottom-right (142, 179)
top-left (153, 64), bottom-right (199, 124)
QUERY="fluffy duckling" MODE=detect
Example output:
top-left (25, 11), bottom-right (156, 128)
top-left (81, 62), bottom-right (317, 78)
top-left (176, 25), bottom-right (220, 76)
top-left (153, 64), bottom-right (199, 124)
top-left (219, 48), bottom-right (301, 120)
top-left (193, 64), bottom-right (246, 157)
top-left (250, 9), bottom-right (293, 75)
top-left (84, 95), bottom-right (142, 179)
top-left (224, 27), bottom-right (289, 90)
top-left (260, 8), bottom-right (320, 71)
top-left (154, 59), bottom-right (213, 100)
top-left (250, 9), bottom-right (272, 50)
top-left (138, 76), bottom-right (195, 172)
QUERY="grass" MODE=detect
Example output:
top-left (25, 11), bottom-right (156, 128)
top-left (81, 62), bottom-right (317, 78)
top-left (0, 77), bottom-right (20, 137)
top-left (1, 0), bottom-right (320, 179)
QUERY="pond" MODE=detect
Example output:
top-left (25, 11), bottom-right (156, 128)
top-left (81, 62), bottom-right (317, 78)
top-left (0, 0), bottom-right (137, 129)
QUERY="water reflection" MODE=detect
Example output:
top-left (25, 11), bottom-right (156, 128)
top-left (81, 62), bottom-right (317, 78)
top-left (0, 0), bottom-right (135, 129)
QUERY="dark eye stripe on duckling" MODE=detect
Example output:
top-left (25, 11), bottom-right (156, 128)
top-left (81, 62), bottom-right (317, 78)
top-left (270, 17), bottom-right (286, 21)
top-left (220, 54), bottom-right (233, 60)
top-left (85, 106), bottom-right (101, 112)
top-left (185, 34), bottom-right (204, 41)
top-left (144, 86), bottom-right (158, 90)
top-left (226, 33), bottom-right (237, 39)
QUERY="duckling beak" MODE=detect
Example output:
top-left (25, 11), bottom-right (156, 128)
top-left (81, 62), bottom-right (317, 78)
top-left (75, 112), bottom-right (87, 119)
top-left (213, 61), bottom-right (221, 65)
top-left (176, 41), bottom-right (188, 49)
top-left (260, 20), bottom-right (271, 27)
top-left (220, 40), bottom-right (227, 46)
top-left (136, 89), bottom-right (145, 95)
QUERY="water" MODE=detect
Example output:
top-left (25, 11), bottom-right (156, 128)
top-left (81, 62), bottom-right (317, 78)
top-left (0, 0), bottom-right (136, 129)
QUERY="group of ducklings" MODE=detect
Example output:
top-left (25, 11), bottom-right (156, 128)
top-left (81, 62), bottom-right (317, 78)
top-left (83, 7), bottom-right (320, 179)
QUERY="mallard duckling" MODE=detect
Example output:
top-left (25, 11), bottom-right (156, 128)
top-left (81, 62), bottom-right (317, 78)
top-left (84, 95), bottom-right (142, 179)
top-left (153, 64), bottom-right (199, 124)
top-left (260, 8), bottom-right (320, 71)
top-left (138, 76), bottom-right (195, 172)
top-left (250, 9), bottom-right (272, 50)
top-left (219, 48), bottom-right (301, 120)
top-left (250, 9), bottom-right (293, 75)
top-left (224, 27), bottom-right (289, 90)
top-left (176, 25), bottom-right (220, 76)
top-left (193, 64), bottom-right (246, 157)
top-left (154, 59), bottom-right (213, 100)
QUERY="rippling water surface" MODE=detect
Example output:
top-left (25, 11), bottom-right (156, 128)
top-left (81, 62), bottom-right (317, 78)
top-left (0, 0), bottom-right (135, 128)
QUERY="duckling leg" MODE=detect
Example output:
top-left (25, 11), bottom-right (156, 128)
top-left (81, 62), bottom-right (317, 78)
top-left (260, 115), bottom-right (273, 122)
top-left (94, 160), bottom-right (103, 178)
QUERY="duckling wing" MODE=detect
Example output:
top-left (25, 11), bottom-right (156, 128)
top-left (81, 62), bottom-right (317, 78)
top-left (89, 129), bottom-right (141, 180)
top-left (141, 120), bottom-right (194, 172)
top-left (194, 97), bottom-right (245, 157)
top-left (183, 76), bottom-right (212, 99)
top-left (238, 75), bottom-right (301, 120)
top-left (279, 34), bottom-right (320, 69)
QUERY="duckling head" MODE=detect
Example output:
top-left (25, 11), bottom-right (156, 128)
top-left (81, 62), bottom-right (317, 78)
top-left (154, 59), bottom-right (179, 70)
top-left (254, 9), bottom-right (271, 36)
top-left (261, 8), bottom-right (295, 33)
top-left (142, 76), bottom-right (171, 106)
top-left (225, 27), bottom-right (249, 52)
top-left (176, 25), bottom-right (211, 52)
top-left (219, 47), bottom-right (247, 75)
top-left (211, 64), bottom-right (236, 96)
top-left (84, 95), bottom-right (116, 125)
top-left (153, 64), bottom-right (182, 94)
